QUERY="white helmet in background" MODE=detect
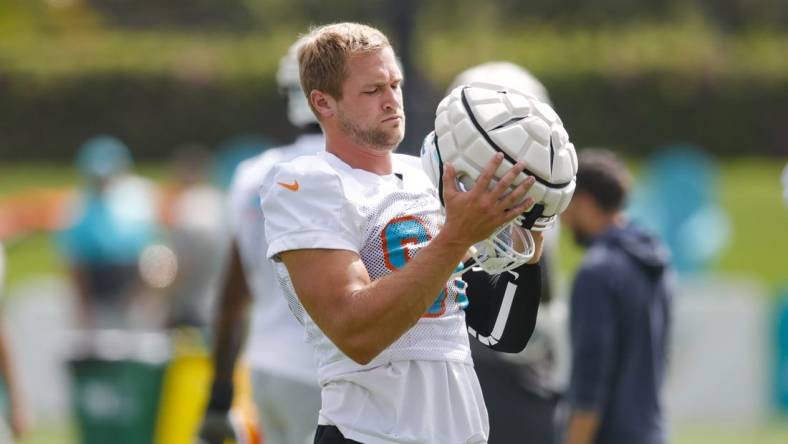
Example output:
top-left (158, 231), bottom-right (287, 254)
top-left (448, 62), bottom-right (551, 106)
top-left (277, 37), bottom-right (318, 128)
top-left (421, 83), bottom-right (576, 274)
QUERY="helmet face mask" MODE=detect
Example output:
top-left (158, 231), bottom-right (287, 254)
top-left (421, 83), bottom-right (577, 274)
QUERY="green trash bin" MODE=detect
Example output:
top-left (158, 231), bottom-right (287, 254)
top-left (70, 331), bottom-right (169, 444)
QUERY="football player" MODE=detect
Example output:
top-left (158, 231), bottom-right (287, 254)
top-left (198, 36), bottom-right (324, 444)
top-left (261, 23), bottom-right (544, 444)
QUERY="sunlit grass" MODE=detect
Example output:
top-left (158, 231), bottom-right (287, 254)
top-left (557, 158), bottom-right (788, 291)
top-left (18, 420), bottom-right (788, 444)
top-left (1, 158), bottom-right (786, 290)
top-left (716, 160), bottom-right (788, 289)
top-left (673, 421), bottom-right (788, 444)
top-left (19, 422), bottom-right (77, 444)
top-left (0, 163), bottom-right (167, 290)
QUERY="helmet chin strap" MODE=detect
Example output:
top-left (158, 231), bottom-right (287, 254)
top-left (520, 203), bottom-right (544, 230)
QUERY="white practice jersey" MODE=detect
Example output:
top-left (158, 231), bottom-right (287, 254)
top-left (227, 133), bottom-right (323, 385)
top-left (262, 151), bottom-right (488, 444)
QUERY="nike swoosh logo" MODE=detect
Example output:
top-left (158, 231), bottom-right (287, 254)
top-left (277, 180), bottom-right (299, 191)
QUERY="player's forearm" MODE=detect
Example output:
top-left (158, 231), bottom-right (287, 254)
top-left (210, 244), bottom-right (251, 384)
top-left (335, 232), bottom-right (469, 364)
top-left (211, 308), bottom-right (248, 383)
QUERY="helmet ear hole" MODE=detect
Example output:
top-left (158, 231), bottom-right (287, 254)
top-left (457, 174), bottom-right (474, 192)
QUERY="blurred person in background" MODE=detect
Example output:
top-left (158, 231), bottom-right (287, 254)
top-left (561, 149), bottom-right (673, 444)
top-left (449, 62), bottom-right (569, 444)
top-left (160, 145), bottom-right (228, 329)
top-left (57, 136), bottom-right (159, 328)
top-left (0, 242), bottom-right (27, 442)
top-left (198, 36), bottom-right (324, 444)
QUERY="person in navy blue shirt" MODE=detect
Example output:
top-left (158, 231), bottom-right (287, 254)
top-left (561, 149), bottom-right (673, 444)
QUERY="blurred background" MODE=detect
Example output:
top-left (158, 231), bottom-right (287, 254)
top-left (0, 1), bottom-right (786, 443)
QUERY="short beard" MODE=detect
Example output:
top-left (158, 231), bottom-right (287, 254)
top-left (338, 111), bottom-right (404, 152)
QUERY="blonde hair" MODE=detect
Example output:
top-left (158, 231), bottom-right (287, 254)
top-left (298, 23), bottom-right (391, 115)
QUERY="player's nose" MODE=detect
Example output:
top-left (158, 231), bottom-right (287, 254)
top-left (381, 87), bottom-right (401, 111)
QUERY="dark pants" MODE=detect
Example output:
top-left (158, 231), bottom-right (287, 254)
top-left (473, 346), bottom-right (560, 444)
top-left (314, 425), bottom-right (363, 444)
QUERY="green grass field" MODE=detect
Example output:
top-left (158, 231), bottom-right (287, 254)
top-left (3, 158), bottom-right (787, 291)
top-left (14, 421), bottom-right (788, 444)
top-left (554, 158), bottom-right (788, 291)
top-left (0, 163), bottom-right (165, 289)
top-left (673, 422), bottom-right (788, 444)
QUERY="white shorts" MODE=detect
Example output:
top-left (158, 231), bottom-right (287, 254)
top-left (319, 360), bottom-right (488, 444)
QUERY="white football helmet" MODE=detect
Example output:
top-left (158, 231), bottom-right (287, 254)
top-left (276, 37), bottom-right (318, 128)
top-left (421, 83), bottom-right (577, 274)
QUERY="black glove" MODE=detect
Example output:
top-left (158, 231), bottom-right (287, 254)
top-left (197, 410), bottom-right (236, 444)
top-left (196, 380), bottom-right (236, 444)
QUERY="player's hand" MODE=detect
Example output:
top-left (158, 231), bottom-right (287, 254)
top-left (196, 409), bottom-right (235, 444)
top-left (442, 153), bottom-right (535, 247)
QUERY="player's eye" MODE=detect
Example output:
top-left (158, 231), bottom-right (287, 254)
top-left (363, 88), bottom-right (378, 95)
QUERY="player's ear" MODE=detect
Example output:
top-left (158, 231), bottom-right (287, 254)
top-left (310, 90), bottom-right (335, 119)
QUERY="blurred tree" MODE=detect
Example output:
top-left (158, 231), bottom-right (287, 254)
top-left (495, 0), bottom-right (679, 26)
top-left (24, 0), bottom-right (787, 33)
top-left (411, 0), bottom-right (788, 31)
top-left (694, 0), bottom-right (788, 31)
top-left (0, 0), bottom-right (101, 34)
top-left (243, 0), bottom-right (391, 32)
top-left (88, 0), bottom-right (257, 31)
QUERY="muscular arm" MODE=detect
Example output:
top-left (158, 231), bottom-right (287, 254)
top-left (280, 154), bottom-right (536, 365)
top-left (280, 228), bottom-right (468, 365)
